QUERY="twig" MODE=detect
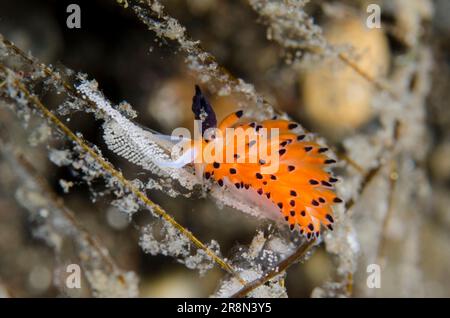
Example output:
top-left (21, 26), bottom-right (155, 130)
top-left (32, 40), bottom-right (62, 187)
top-left (0, 37), bottom-right (115, 119)
top-left (345, 273), bottom-right (353, 297)
top-left (336, 52), bottom-right (399, 100)
top-left (0, 144), bottom-right (117, 273)
top-left (375, 160), bottom-right (398, 266)
top-left (0, 63), bottom-right (246, 285)
top-left (230, 150), bottom-right (385, 298)
top-left (0, 143), bottom-right (138, 294)
top-left (247, 0), bottom-right (400, 101)
top-left (337, 152), bottom-right (365, 175)
top-left (231, 239), bottom-right (317, 298)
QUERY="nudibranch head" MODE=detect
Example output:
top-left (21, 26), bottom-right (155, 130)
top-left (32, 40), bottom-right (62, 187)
top-left (192, 85), bottom-right (217, 136)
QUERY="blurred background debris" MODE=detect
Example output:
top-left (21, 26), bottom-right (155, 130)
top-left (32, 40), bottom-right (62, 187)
top-left (0, 0), bottom-right (448, 297)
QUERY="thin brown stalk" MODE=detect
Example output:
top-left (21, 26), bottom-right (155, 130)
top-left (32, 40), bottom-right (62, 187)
top-left (375, 161), bottom-right (398, 266)
top-left (1, 145), bottom-right (116, 273)
top-left (0, 63), bottom-right (245, 285)
top-left (0, 38), bottom-right (113, 118)
top-left (336, 52), bottom-right (399, 100)
top-left (231, 239), bottom-right (317, 298)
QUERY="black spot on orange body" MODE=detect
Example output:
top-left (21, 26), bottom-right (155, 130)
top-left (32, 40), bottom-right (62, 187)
top-left (326, 214), bottom-right (334, 223)
top-left (333, 197), bottom-right (343, 203)
top-left (321, 180), bottom-right (332, 187)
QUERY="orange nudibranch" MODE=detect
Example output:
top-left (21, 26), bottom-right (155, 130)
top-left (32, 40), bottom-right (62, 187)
top-left (190, 86), bottom-right (342, 240)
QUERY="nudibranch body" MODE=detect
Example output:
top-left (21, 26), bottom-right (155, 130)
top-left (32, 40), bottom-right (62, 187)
top-left (171, 86), bottom-right (342, 240)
